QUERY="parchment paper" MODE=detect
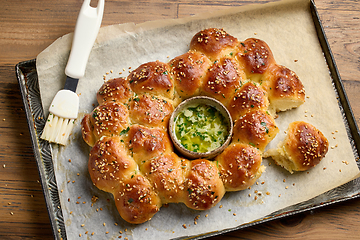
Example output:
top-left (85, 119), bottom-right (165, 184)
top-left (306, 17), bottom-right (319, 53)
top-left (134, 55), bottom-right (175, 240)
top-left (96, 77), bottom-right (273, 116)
top-left (36, 0), bottom-right (360, 239)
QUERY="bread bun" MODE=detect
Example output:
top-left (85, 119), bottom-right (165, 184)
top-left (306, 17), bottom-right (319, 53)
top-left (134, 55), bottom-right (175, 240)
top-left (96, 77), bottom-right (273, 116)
top-left (227, 81), bottom-right (269, 121)
top-left (263, 64), bottom-right (305, 112)
top-left (128, 61), bottom-right (174, 100)
top-left (183, 159), bottom-right (225, 210)
top-left (232, 110), bottom-right (279, 152)
top-left (97, 77), bottom-right (132, 105)
top-left (88, 136), bottom-right (138, 193)
top-left (201, 57), bottom-right (246, 105)
top-left (263, 121), bottom-right (329, 173)
top-left (235, 38), bottom-right (276, 83)
top-left (170, 50), bottom-right (211, 100)
top-left (190, 28), bottom-right (239, 61)
top-left (216, 143), bottom-right (264, 191)
top-left (81, 102), bottom-right (129, 147)
top-left (141, 152), bottom-right (187, 203)
top-left (123, 125), bottom-right (173, 164)
top-left (128, 94), bottom-right (174, 129)
top-left (114, 173), bottom-right (162, 224)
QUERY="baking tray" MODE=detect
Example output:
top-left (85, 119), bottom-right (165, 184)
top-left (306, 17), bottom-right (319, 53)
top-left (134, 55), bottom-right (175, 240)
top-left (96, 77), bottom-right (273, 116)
top-left (15, 1), bottom-right (360, 239)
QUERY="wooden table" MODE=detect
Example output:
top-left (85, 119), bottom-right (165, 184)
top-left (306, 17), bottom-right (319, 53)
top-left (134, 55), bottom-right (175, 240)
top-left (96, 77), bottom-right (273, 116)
top-left (1, 0), bottom-right (360, 239)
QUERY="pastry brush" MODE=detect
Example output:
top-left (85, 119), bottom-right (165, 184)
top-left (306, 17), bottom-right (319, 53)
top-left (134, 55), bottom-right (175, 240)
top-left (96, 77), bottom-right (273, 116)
top-left (41, 0), bottom-right (104, 145)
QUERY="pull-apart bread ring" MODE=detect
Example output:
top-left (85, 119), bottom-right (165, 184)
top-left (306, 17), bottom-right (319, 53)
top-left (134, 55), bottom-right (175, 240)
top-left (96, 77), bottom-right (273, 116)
top-left (81, 28), bottom-right (327, 224)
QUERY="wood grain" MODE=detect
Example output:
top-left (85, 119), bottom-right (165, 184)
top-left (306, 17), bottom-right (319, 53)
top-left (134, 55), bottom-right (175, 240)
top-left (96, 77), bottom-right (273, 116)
top-left (1, 0), bottom-right (360, 239)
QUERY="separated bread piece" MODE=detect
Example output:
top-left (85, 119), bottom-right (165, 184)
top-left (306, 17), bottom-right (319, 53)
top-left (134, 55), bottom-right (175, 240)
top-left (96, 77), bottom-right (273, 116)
top-left (216, 143), bottom-right (264, 191)
top-left (263, 121), bottom-right (329, 173)
top-left (97, 77), bottom-right (133, 105)
top-left (190, 28), bottom-right (239, 61)
top-left (201, 57), bottom-right (246, 105)
top-left (227, 81), bottom-right (269, 121)
top-left (123, 125), bottom-right (173, 165)
top-left (81, 102), bottom-right (130, 146)
top-left (183, 159), bottom-right (225, 210)
top-left (128, 61), bottom-right (174, 100)
top-left (263, 65), bottom-right (305, 112)
top-left (88, 136), bottom-right (138, 193)
top-left (128, 94), bottom-right (174, 129)
top-left (236, 38), bottom-right (276, 83)
top-left (114, 173), bottom-right (162, 224)
top-left (170, 50), bottom-right (211, 100)
top-left (232, 110), bottom-right (279, 152)
top-left (141, 152), bottom-right (188, 203)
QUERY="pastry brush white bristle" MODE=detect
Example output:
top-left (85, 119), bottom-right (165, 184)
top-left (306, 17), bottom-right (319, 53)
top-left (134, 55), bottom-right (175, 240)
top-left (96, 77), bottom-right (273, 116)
top-left (40, 0), bottom-right (104, 145)
top-left (41, 113), bottom-right (76, 145)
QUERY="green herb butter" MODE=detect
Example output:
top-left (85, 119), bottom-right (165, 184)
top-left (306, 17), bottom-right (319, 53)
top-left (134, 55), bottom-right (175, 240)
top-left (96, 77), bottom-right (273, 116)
top-left (175, 104), bottom-right (229, 153)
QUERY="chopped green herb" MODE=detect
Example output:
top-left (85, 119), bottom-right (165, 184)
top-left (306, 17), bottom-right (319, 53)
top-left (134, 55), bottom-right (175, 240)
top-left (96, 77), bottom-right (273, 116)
top-left (120, 127), bottom-right (130, 135)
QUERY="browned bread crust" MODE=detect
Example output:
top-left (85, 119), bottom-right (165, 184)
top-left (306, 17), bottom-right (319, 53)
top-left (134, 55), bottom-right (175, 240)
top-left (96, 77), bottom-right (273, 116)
top-left (264, 121), bottom-right (329, 173)
top-left (81, 102), bottom-right (129, 147)
top-left (170, 50), bottom-right (211, 99)
top-left (201, 57), bottom-right (246, 105)
top-left (80, 28), bottom-right (313, 224)
top-left (190, 28), bottom-right (239, 61)
top-left (128, 61), bottom-right (174, 100)
top-left (236, 38), bottom-right (276, 83)
top-left (232, 110), bottom-right (279, 152)
top-left (97, 77), bottom-right (132, 105)
top-left (227, 81), bottom-right (269, 121)
top-left (216, 143), bottom-right (264, 191)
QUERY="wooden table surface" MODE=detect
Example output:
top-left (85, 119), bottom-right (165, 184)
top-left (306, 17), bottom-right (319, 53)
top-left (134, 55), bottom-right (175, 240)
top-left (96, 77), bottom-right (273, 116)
top-left (1, 0), bottom-right (360, 239)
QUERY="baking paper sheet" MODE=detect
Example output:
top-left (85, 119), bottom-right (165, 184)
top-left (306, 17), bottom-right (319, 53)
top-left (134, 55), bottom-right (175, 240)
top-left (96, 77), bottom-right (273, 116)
top-left (36, 0), bottom-right (360, 239)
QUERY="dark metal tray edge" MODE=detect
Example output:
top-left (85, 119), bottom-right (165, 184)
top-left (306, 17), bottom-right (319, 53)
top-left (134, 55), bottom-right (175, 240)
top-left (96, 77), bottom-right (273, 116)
top-left (15, 1), bottom-right (360, 239)
top-left (15, 59), bottom-right (65, 240)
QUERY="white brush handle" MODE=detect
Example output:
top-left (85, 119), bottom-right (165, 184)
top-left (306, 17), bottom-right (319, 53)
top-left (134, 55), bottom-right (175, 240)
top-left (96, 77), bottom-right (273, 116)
top-left (65, 0), bottom-right (105, 79)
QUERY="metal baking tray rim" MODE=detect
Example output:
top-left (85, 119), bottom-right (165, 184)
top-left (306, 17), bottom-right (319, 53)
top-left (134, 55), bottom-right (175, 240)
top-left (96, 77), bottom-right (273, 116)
top-left (15, 1), bottom-right (360, 239)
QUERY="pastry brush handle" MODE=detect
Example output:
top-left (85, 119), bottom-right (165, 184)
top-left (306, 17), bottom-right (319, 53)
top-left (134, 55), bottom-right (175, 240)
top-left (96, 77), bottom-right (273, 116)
top-left (65, 0), bottom-right (104, 79)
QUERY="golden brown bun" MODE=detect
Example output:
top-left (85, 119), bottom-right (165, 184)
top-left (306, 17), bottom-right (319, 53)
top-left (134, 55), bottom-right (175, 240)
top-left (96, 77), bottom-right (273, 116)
top-left (232, 110), bottom-right (279, 152)
top-left (128, 94), bottom-right (174, 129)
top-left (123, 125), bottom-right (173, 165)
top-left (201, 57), bottom-right (246, 105)
top-left (227, 81), bottom-right (269, 121)
top-left (141, 152), bottom-right (188, 203)
top-left (236, 38), bottom-right (276, 83)
top-left (170, 50), bottom-right (211, 99)
top-left (263, 121), bottom-right (329, 173)
top-left (216, 143), bottom-right (264, 191)
top-left (96, 77), bottom-right (133, 105)
top-left (190, 28), bottom-right (239, 61)
top-left (88, 136), bottom-right (138, 193)
top-left (263, 65), bottom-right (305, 112)
top-left (114, 174), bottom-right (162, 224)
top-left (128, 61), bottom-right (174, 100)
top-left (81, 102), bottom-right (130, 147)
top-left (183, 159), bottom-right (225, 210)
